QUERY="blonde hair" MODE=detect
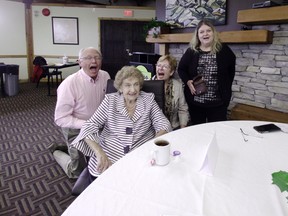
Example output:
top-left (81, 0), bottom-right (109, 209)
top-left (114, 66), bottom-right (144, 90)
top-left (157, 55), bottom-right (177, 72)
top-left (190, 19), bottom-right (222, 54)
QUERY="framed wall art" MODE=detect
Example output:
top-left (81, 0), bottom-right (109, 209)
top-left (165, 0), bottom-right (227, 28)
top-left (52, 17), bottom-right (79, 45)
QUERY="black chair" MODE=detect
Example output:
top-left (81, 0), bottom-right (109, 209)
top-left (106, 79), bottom-right (165, 111)
top-left (33, 56), bottom-right (62, 89)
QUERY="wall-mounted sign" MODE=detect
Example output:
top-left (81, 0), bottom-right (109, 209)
top-left (124, 10), bottom-right (133, 17)
top-left (52, 17), bottom-right (79, 45)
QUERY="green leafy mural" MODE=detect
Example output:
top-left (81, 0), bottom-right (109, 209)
top-left (272, 170), bottom-right (288, 193)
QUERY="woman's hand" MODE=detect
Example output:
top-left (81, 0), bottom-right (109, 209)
top-left (187, 80), bottom-right (196, 95)
top-left (155, 129), bottom-right (168, 137)
top-left (94, 149), bottom-right (112, 173)
top-left (84, 138), bottom-right (112, 174)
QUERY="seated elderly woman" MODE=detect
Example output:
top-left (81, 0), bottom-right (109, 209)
top-left (72, 65), bottom-right (172, 182)
top-left (153, 55), bottom-right (190, 130)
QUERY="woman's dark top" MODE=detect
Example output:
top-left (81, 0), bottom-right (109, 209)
top-left (178, 44), bottom-right (236, 107)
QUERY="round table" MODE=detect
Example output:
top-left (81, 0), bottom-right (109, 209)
top-left (62, 120), bottom-right (288, 216)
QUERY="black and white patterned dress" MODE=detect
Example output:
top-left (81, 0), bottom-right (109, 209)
top-left (194, 50), bottom-right (222, 105)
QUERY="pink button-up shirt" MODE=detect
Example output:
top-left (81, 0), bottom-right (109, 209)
top-left (55, 69), bottom-right (110, 129)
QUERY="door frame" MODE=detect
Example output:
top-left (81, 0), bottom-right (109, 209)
top-left (99, 17), bottom-right (155, 79)
top-left (98, 17), bottom-right (153, 52)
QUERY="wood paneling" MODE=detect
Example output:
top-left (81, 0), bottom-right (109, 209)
top-left (230, 104), bottom-right (288, 123)
top-left (237, 5), bottom-right (288, 24)
top-left (146, 30), bottom-right (273, 44)
top-left (219, 30), bottom-right (273, 43)
top-left (146, 33), bottom-right (192, 43)
top-left (0, 55), bottom-right (27, 58)
top-left (25, 5), bottom-right (34, 80)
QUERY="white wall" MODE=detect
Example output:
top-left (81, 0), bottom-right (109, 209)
top-left (32, 5), bottom-right (155, 78)
top-left (0, 1), bottom-right (155, 80)
top-left (0, 1), bottom-right (27, 80)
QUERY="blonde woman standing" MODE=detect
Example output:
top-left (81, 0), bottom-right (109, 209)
top-left (178, 19), bottom-right (236, 125)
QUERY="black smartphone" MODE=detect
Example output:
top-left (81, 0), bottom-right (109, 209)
top-left (253, 123), bottom-right (281, 133)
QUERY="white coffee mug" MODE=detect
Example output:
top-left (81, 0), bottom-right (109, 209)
top-left (152, 139), bottom-right (170, 166)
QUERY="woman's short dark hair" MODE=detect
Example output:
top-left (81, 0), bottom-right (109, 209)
top-left (114, 66), bottom-right (144, 90)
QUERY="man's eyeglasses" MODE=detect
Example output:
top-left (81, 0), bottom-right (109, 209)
top-left (156, 64), bottom-right (170, 70)
top-left (80, 56), bottom-right (102, 61)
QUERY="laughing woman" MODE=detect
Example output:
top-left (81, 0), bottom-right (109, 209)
top-left (72, 66), bottom-right (171, 182)
top-left (178, 19), bottom-right (236, 125)
top-left (153, 55), bottom-right (190, 130)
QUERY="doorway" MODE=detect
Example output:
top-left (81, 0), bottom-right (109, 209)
top-left (100, 20), bottom-right (154, 79)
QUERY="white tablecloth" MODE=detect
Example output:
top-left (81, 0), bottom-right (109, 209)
top-left (62, 121), bottom-right (288, 216)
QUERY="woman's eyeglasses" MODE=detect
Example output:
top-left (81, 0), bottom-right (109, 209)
top-left (155, 64), bottom-right (170, 70)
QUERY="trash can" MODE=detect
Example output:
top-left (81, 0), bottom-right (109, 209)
top-left (0, 63), bottom-right (6, 97)
top-left (4, 64), bottom-right (19, 96)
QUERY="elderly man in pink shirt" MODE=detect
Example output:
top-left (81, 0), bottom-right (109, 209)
top-left (50, 47), bottom-right (110, 179)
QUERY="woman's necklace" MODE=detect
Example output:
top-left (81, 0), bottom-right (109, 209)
top-left (125, 102), bottom-right (136, 117)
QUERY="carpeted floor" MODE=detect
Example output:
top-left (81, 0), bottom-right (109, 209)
top-left (0, 82), bottom-right (76, 216)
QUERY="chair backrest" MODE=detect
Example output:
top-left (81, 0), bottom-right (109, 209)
top-left (106, 79), bottom-right (165, 111)
top-left (33, 56), bottom-right (47, 66)
top-left (32, 56), bottom-right (48, 81)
